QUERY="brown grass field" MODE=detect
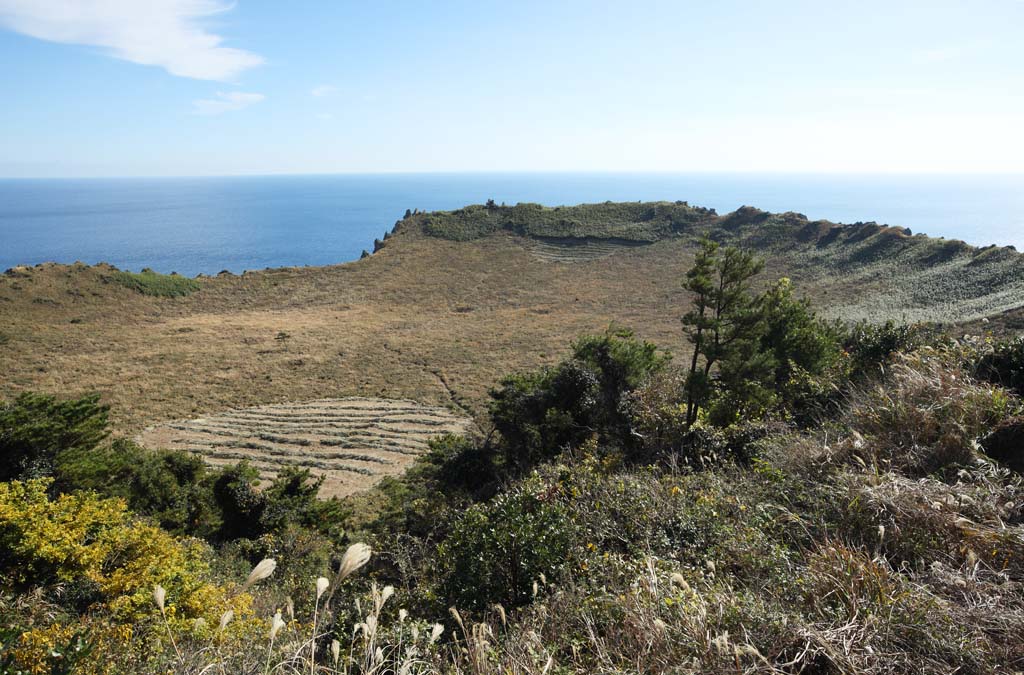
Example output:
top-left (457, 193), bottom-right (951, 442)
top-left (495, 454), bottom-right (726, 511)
top-left (3, 202), bottom-right (1022, 492)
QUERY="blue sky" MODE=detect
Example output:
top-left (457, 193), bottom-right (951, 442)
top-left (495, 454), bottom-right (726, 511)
top-left (1, 0), bottom-right (1022, 177)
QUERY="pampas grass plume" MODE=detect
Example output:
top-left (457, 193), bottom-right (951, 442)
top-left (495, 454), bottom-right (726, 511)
top-left (270, 610), bottom-right (285, 639)
top-left (219, 609), bottom-right (234, 632)
top-left (153, 584), bottom-right (166, 612)
top-left (244, 558), bottom-right (277, 589)
top-left (316, 576), bottom-right (329, 600)
top-left (338, 543), bottom-right (372, 582)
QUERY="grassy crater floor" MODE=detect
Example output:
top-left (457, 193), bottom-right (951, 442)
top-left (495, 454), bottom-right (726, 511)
top-left (2, 200), bottom-right (1023, 457)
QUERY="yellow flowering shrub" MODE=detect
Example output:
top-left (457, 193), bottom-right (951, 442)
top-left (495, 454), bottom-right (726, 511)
top-left (0, 479), bottom-right (256, 673)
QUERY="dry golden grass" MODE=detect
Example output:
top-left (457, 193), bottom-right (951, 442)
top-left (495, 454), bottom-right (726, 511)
top-left (137, 397), bottom-right (472, 497)
top-left (2, 207), bottom-right (1021, 448)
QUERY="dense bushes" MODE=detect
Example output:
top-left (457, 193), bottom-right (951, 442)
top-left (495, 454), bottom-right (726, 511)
top-left (843, 319), bottom-right (935, 378)
top-left (0, 392), bottom-right (109, 481)
top-left (975, 336), bottom-right (1024, 395)
top-left (489, 328), bottom-right (668, 468)
top-left (438, 479), bottom-right (579, 610)
top-left (56, 439), bottom-right (221, 537)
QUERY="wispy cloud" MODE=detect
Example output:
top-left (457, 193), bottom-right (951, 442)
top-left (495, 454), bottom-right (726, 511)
top-left (0, 0), bottom-right (263, 80)
top-left (193, 91), bottom-right (264, 115)
top-left (311, 84), bottom-right (337, 98)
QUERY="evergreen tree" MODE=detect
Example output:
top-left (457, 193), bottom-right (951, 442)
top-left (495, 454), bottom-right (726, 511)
top-left (681, 240), bottom-right (769, 426)
top-left (681, 237), bottom-right (719, 426)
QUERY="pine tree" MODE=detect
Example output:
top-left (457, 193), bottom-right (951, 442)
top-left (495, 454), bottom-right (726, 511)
top-left (681, 239), bottom-right (770, 426)
top-left (682, 237), bottom-right (719, 426)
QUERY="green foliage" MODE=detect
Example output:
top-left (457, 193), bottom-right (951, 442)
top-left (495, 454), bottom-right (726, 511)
top-left (259, 467), bottom-right (349, 540)
top-left (682, 238), bottom-right (772, 427)
top-left (975, 336), bottom-right (1024, 396)
top-left (108, 269), bottom-right (200, 297)
top-left (438, 479), bottom-right (579, 609)
top-left (421, 200), bottom-right (716, 242)
top-left (373, 434), bottom-right (497, 538)
top-left (842, 320), bottom-right (934, 378)
top-left (55, 439), bottom-right (221, 538)
top-left (212, 463), bottom-right (346, 543)
top-left (760, 278), bottom-right (843, 386)
top-left (489, 329), bottom-right (668, 469)
top-left (0, 392), bottom-right (109, 481)
top-left (759, 278), bottom-right (845, 421)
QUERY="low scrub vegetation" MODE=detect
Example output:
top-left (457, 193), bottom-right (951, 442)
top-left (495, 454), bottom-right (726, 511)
top-left (3, 248), bottom-right (1024, 674)
top-left (419, 200), bottom-right (716, 242)
top-left (108, 269), bottom-right (200, 297)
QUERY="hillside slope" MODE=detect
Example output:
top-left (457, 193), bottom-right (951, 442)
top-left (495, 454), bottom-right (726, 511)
top-left (2, 200), bottom-right (1022, 440)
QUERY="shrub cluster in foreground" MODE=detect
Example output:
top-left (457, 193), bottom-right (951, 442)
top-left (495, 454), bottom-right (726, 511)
top-left (3, 258), bottom-right (1024, 673)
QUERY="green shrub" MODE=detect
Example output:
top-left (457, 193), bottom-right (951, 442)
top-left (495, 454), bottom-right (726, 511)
top-left (55, 439), bottom-right (221, 537)
top-left (0, 392), bottom-right (109, 481)
top-left (212, 463), bottom-right (347, 543)
top-left (372, 434), bottom-right (498, 538)
top-left (109, 269), bottom-right (200, 297)
top-left (975, 336), bottom-right (1024, 396)
top-left (842, 320), bottom-right (935, 379)
top-left (438, 479), bottom-right (579, 609)
top-left (490, 329), bottom-right (667, 469)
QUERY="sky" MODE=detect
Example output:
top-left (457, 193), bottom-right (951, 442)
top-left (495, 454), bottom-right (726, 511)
top-left (0, 0), bottom-right (1022, 177)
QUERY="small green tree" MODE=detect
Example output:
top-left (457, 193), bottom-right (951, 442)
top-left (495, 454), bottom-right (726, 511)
top-left (681, 240), bottom-right (768, 426)
top-left (760, 278), bottom-right (840, 386)
top-left (681, 237), bottom-right (719, 426)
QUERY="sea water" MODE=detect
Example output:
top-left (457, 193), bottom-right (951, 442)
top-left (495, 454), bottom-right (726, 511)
top-left (1, 172), bottom-right (1021, 277)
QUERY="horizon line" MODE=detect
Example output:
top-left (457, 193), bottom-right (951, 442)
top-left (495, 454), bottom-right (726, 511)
top-left (2, 169), bottom-right (1024, 181)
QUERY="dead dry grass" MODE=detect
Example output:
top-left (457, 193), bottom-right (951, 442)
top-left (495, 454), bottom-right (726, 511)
top-left (2, 212), bottom-right (1021, 444)
top-left (137, 397), bottom-right (472, 497)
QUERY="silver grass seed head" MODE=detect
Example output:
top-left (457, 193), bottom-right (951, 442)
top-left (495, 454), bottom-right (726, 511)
top-left (338, 543), bottom-right (372, 582)
top-left (243, 558), bottom-right (277, 589)
top-left (270, 610), bottom-right (285, 639)
top-left (153, 584), bottom-right (166, 612)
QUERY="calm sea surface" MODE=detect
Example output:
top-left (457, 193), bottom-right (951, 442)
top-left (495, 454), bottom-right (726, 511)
top-left (1, 173), bottom-right (1021, 277)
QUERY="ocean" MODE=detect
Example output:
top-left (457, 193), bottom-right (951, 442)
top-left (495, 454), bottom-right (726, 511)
top-left (1, 172), bottom-right (1021, 277)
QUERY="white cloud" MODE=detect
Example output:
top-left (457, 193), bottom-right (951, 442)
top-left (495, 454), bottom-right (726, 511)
top-left (311, 84), bottom-right (337, 98)
top-left (193, 91), bottom-right (264, 114)
top-left (0, 0), bottom-right (263, 80)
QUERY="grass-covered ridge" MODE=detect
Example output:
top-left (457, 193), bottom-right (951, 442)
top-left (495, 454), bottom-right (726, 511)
top-left (409, 200), bottom-right (1024, 324)
top-left (418, 200), bottom-right (718, 242)
top-left (109, 268), bottom-right (201, 297)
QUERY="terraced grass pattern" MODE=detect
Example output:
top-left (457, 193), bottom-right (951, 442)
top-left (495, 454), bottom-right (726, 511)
top-left (137, 397), bottom-right (472, 497)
